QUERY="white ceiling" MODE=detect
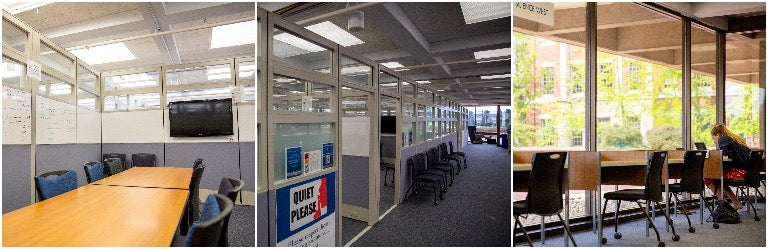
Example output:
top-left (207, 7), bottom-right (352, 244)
top-left (9, 2), bottom-right (255, 72)
top-left (261, 2), bottom-right (512, 107)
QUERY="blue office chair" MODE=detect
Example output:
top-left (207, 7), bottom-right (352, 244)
top-left (35, 170), bottom-right (78, 201)
top-left (83, 162), bottom-right (105, 183)
top-left (183, 193), bottom-right (234, 246)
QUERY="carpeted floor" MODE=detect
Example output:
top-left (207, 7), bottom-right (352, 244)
top-left (175, 204), bottom-right (254, 247)
top-left (519, 203), bottom-right (766, 247)
top-left (351, 143), bottom-right (511, 246)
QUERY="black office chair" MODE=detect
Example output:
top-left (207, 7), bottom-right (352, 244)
top-left (601, 151), bottom-right (678, 247)
top-left (448, 141), bottom-right (467, 168)
top-left (724, 150), bottom-right (765, 221)
top-left (181, 161), bottom-right (206, 235)
top-left (426, 147), bottom-right (454, 187)
top-left (35, 170), bottom-right (78, 201)
top-left (103, 158), bottom-right (124, 176)
top-left (131, 153), bottom-right (157, 167)
top-left (439, 143), bottom-right (463, 173)
top-left (404, 153), bottom-right (444, 205)
top-left (513, 152), bottom-right (575, 247)
top-left (102, 153), bottom-right (128, 170)
top-left (217, 177), bottom-right (244, 246)
top-left (380, 143), bottom-right (395, 186)
top-left (183, 193), bottom-right (234, 247)
top-left (83, 161), bottom-right (105, 183)
top-left (663, 150), bottom-right (707, 233)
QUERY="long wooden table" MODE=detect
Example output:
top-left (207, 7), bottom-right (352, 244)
top-left (3, 184), bottom-right (188, 246)
top-left (92, 167), bottom-right (193, 189)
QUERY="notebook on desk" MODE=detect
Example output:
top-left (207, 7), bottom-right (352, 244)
top-left (695, 142), bottom-right (707, 150)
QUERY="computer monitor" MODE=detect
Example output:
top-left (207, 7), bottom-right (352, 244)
top-left (694, 142), bottom-right (707, 150)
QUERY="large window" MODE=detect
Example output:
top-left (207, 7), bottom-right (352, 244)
top-left (690, 25), bottom-right (717, 149)
top-left (725, 36), bottom-right (762, 148)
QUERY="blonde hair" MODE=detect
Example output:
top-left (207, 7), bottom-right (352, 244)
top-left (711, 123), bottom-right (747, 147)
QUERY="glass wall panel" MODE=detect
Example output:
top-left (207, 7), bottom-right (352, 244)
top-left (725, 36), bottom-right (763, 148)
top-left (167, 87), bottom-right (233, 103)
top-left (49, 82), bottom-right (72, 103)
top-left (238, 61), bottom-right (256, 85)
top-left (273, 28), bottom-right (332, 74)
top-left (104, 71), bottom-right (160, 92)
top-left (77, 89), bottom-right (97, 111)
top-left (341, 87), bottom-right (369, 117)
top-left (2, 57), bottom-right (24, 89)
top-left (166, 63), bottom-right (232, 85)
top-left (40, 43), bottom-right (73, 78)
top-left (3, 19), bottom-right (27, 53)
top-left (273, 123), bottom-right (333, 182)
top-left (402, 81), bottom-right (415, 98)
top-left (403, 102), bottom-right (414, 117)
top-left (273, 75), bottom-right (332, 113)
top-left (77, 64), bottom-right (97, 90)
top-left (402, 122), bottom-right (414, 147)
top-left (379, 71), bottom-right (398, 93)
top-left (690, 25), bottom-right (717, 149)
top-left (597, 3), bottom-right (682, 151)
top-left (341, 56), bottom-right (371, 85)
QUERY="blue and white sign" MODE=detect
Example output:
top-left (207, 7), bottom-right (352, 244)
top-left (276, 173), bottom-right (336, 247)
top-left (286, 146), bottom-right (303, 179)
top-left (322, 143), bottom-right (333, 169)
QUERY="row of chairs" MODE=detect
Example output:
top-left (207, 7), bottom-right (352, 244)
top-left (514, 150), bottom-right (764, 247)
top-left (102, 153), bottom-right (158, 169)
top-left (33, 158), bottom-right (244, 247)
top-left (403, 141), bottom-right (468, 205)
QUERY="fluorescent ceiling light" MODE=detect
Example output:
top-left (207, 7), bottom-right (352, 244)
top-left (210, 20), bottom-right (256, 49)
top-left (2, 1), bottom-right (51, 14)
top-left (273, 32), bottom-right (325, 58)
top-left (478, 58), bottom-right (511, 64)
top-left (480, 74), bottom-right (511, 80)
top-left (415, 80), bottom-right (431, 84)
top-left (381, 62), bottom-right (404, 69)
top-left (459, 2), bottom-right (511, 24)
top-left (380, 83), bottom-right (398, 87)
top-left (69, 42), bottom-right (135, 65)
top-left (305, 21), bottom-right (364, 47)
top-left (436, 89), bottom-right (445, 92)
top-left (474, 48), bottom-right (511, 59)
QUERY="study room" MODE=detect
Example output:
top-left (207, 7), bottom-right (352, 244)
top-left (512, 2), bottom-right (766, 247)
top-left (1, 2), bottom-right (255, 247)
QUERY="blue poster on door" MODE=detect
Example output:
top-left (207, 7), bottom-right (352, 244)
top-left (286, 146), bottom-right (303, 179)
top-left (276, 172), bottom-right (336, 246)
top-left (322, 143), bottom-right (333, 169)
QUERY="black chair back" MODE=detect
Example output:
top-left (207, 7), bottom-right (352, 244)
top-left (217, 177), bottom-right (244, 246)
top-left (680, 150), bottom-right (706, 193)
top-left (190, 163), bottom-right (206, 222)
top-left (449, 141), bottom-right (456, 154)
top-left (193, 158), bottom-right (205, 168)
top-left (526, 152), bottom-right (567, 216)
top-left (102, 153), bottom-right (127, 169)
top-left (645, 151), bottom-right (667, 202)
top-left (410, 153), bottom-right (427, 177)
top-left (438, 143), bottom-right (449, 158)
top-left (184, 193), bottom-right (234, 246)
top-left (426, 147), bottom-right (439, 165)
top-left (103, 158), bottom-right (124, 176)
top-left (131, 153), bottom-right (157, 167)
top-left (745, 150), bottom-right (765, 188)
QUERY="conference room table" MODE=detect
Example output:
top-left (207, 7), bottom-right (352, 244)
top-left (3, 167), bottom-right (192, 246)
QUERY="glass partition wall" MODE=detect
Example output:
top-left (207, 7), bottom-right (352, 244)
top-left (258, 9), bottom-right (466, 247)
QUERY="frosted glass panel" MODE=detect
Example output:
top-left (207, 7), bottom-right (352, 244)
top-left (273, 123), bottom-right (333, 182)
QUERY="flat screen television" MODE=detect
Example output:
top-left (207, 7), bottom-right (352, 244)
top-left (169, 98), bottom-right (233, 137)
top-left (381, 116), bottom-right (396, 134)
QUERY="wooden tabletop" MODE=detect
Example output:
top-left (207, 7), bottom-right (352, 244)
top-left (514, 159), bottom-right (685, 170)
top-left (3, 184), bottom-right (188, 246)
top-left (92, 167), bottom-right (192, 189)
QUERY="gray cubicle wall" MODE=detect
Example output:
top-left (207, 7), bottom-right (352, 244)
top-left (257, 191), bottom-right (268, 246)
top-left (342, 155), bottom-right (370, 208)
top-left (35, 144), bottom-right (102, 188)
top-left (239, 142), bottom-right (256, 192)
top-left (101, 143), bottom-right (165, 166)
top-left (2, 145), bottom-right (31, 214)
top-left (164, 142), bottom-right (242, 190)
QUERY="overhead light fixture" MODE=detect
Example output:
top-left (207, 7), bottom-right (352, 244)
top-left (459, 2), bottom-right (511, 24)
top-left (348, 11), bottom-right (365, 32)
top-left (381, 62), bottom-right (404, 69)
top-left (306, 21), bottom-right (365, 47)
top-left (416, 80), bottom-right (431, 84)
top-left (69, 42), bottom-right (135, 65)
top-left (474, 48), bottom-right (511, 59)
top-left (480, 74), bottom-right (511, 80)
top-left (436, 89), bottom-right (445, 92)
top-left (273, 31), bottom-right (326, 58)
top-left (2, 1), bottom-right (51, 14)
top-left (478, 58), bottom-right (511, 64)
top-left (210, 20), bottom-right (257, 49)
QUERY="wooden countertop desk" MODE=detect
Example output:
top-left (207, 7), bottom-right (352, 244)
top-left (92, 167), bottom-right (192, 189)
top-left (3, 184), bottom-right (188, 246)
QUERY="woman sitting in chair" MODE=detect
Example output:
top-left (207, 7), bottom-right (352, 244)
top-left (705, 123), bottom-right (751, 210)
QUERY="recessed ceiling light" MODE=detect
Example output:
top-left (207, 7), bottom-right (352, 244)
top-left (70, 42), bottom-right (135, 65)
top-left (480, 74), bottom-right (511, 80)
top-left (2, 1), bottom-right (51, 14)
top-left (474, 48), bottom-right (511, 59)
top-left (491, 86), bottom-right (503, 89)
top-left (416, 80), bottom-right (431, 84)
top-left (273, 31), bottom-right (326, 58)
top-left (381, 62), bottom-right (404, 69)
top-left (436, 89), bottom-right (445, 92)
top-left (210, 20), bottom-right (256, 49)
top-left (459, 2), bottom-right (511, 24)
top-left (305, 21), bottom-right (364, 47)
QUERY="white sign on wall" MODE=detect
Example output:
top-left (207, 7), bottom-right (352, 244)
top-left (26, 59), bottom-right (41, 81)
top-left (513, 2), bottom-right (555, 27)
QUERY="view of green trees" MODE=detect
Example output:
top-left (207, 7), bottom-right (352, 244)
top-left (513, 32), bottom-right (760, 149)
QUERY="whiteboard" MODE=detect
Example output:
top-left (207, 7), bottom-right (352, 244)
top-left (36, 96), bottom-right (76, 144)
top-left (76, 106), bottom-right (101, 143)
top-left (2, 86), bottom-right (32, 145)
top-left (102, 110), bottom-right (165, 143)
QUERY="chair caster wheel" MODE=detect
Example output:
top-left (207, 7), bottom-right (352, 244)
top-left (713, 223), bottom-right (720, 229)
top-left (672, 235), bottom-right (680, 241)
top-left (755, 217), bottom-right (760, 221)
top-left (433, 202), bottom-right (438, 205)
top-left (601, 238), bottom-right (607, 244)
top-left (658, 242), bottom-right (665, 247)
top-left (440, 196), bottom-right (444, 200)
top-left (614, 233), bottom-right (622, 239)
top-left (688, 227), bottom-right (695, 233)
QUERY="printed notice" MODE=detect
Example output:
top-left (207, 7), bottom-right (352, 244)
top-left (286, 146), bottom-right (303, 179)
top-left (276, 173), bottom-right (336, 247)
top-left (26, 59), bottom-right (41, 81)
